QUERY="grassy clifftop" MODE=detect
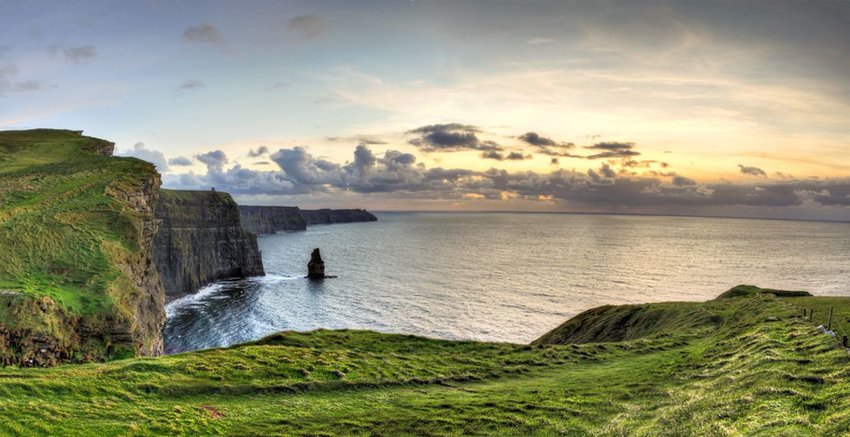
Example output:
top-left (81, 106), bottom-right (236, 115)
top-left (0, 129), bottom-right (165, 364)
top-left (1, 288), bottom-right (849, 434)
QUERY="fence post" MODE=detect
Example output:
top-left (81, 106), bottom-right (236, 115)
top-left (843, 336), bottom-right (848, 348)
top-left (810, 310), bottom-right (814, 321)
top-left (828, 307), bottom-right (834, 331)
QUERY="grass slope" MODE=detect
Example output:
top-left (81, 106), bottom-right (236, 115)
top-left (1, 291), bottom-right (849, 435)
top-left (0, 129), bottom-right (162, 363)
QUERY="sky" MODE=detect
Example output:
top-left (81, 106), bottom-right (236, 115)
top-left (1, 0), bottom-right (849, 220)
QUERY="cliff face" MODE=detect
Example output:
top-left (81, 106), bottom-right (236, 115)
top-left (154, 190), bottom-right (265, 299)
top-left (301, 209), bottom-right (378, 225)
top-left (238, 206), bottom-right (377, 235)
top-left (238, 205), bottom-right (307, 234)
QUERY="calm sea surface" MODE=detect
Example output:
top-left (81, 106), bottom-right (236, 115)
top-left (164, 213), bottom-right (850, 353)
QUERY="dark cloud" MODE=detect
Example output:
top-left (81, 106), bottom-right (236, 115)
top-left (407, 123), bottom-right (502, 152)
top-left (481, 150), bottom-right (504, 160)
top-left (196, 150), bottom-right (228, 171)
top-left (584, 142), bottom-right (640, 159)
top-left (168, 156), bottom-right (193, 166)
top-left (287, 15), bottom-right (329, 40)
top-left (518, 132), bottom-right (577, 157)
top-left (118, 142), bottom-right (169, 172)
top-left (483, 151), bottom-right (531, 161)
top-left (518, 132), bottom-right (558, 147)
top-left (248, 146), bottom-right (269, 157)
top-left (177, 79), bottom-right (205, 90)
top-left (738, 164), bottom-right (767, 177)
top-left (550, 158), bottom-right (559, 165)
top-left (672, 175), bottom-right (697, 187)
top-left (183, 23), bottom-right (222, 44)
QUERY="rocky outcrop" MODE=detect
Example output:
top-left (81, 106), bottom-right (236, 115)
top-left (301, 209), bottom-right (378, 225)
top-left (154, 190), bottom-right (265, 299)
top-left (238, 205), bottom-right (307, 234)
top-left (238, 206), bottom-right (377, 235)
top-left (307, 248), bottom-right (326, 279)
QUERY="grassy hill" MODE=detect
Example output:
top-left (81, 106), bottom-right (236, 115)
top-left (0, 129), bottom-right (165, 364)
top-left (0, 288), bottom-right (849, 435)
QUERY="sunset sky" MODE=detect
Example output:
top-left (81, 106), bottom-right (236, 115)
top-left (1, 0), bottom-right (849, 219)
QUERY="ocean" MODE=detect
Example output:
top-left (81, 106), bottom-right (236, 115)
top-left (163, 212), bottom-right (850, 353)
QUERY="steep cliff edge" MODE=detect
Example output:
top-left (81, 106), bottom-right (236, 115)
top-left (239, 205), bottom-right (376, 235)
top-left (154, 190), bottom-right (264, 299)
top-left (238, 205), bottom-right (307, 234)
top-left (0, 129), bottom-right (166, 365)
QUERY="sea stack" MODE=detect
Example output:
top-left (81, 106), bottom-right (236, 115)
top-left (307, 248), bottom-right (326, 279)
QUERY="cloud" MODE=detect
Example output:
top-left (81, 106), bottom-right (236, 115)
top-left (407, 123), bottom-right (502, 152)
top-left (117, 142), bottom-right (169, 171)
top-left (518, 132), bottom-right (578, 157)
top-left (265, 82), bottom-right (289, 91)
top-left (287, 15), bottom-right (329, 40)
top-left (738, 164), bottom-right (767, 177)
top-left (183, 23), bottom-right (222, 44)
top-left (196, 150), bottom-right (228, 171)
top-left (550, 158), bottom-right (559, 165)
top-left (164, 142), bottom-right (850, 219)
top-left (0, 64), bottom-right (42, 96)
top-left (517, 132), bottom-right (558, 147)
top-left (248, 146), bottom-right (269, 157)
top-left (177, 79), bottom-right (205, 90)
top-left (48, 45), bottom-right (97, 64)
top-left (584, 142), bottom-right (641, 159)
top-left (327, 135), bottom-right (387, 145)
top-left (526, 38), bottom-right (555, 45)
top-left (672, 175), bottom-right (697, 187)
top-left (168, 156), bottom-right (193, 166)
top-left (481, 151), bottom-right (531, 161)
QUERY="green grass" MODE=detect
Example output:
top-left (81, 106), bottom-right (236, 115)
top-left (0, 291), bottom-right (848, 435)
top-left (0, 129), bottom-right (162, 363)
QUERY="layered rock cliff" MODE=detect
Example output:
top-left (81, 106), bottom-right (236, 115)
top-left (238, 205), bottom-right (307, 234)
top-left (238, 206), bottom-right (377, 235)
top-left (301, 209), bottom-right (378, 225)
top-left (154, 190), bottom-right (265, 299)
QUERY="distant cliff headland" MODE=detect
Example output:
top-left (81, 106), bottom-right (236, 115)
top-left (0, 129), bottom-right (375, 365)
top-left (239, 205), bottom-right (377, 234)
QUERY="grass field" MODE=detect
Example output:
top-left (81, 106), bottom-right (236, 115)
top-left (0, 290), bottom-right (848, 435)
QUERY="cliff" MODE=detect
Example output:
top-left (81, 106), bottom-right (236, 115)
top-left (0, 129), bottom-right (166, 365)
top-left (238, 205), bottom-right (376, 235)
top-left (301, 208), bottom-right (378, 225)
top-left (154, 190), bottom-right (264, 299)
top-left (238, 205), bottom-right (307, 234)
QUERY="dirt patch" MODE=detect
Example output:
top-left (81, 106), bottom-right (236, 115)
top-left (200, 405), bottom-right (223, 419)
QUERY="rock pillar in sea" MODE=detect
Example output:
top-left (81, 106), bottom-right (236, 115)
top-left (307, 248), bottom-right (326, 279)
